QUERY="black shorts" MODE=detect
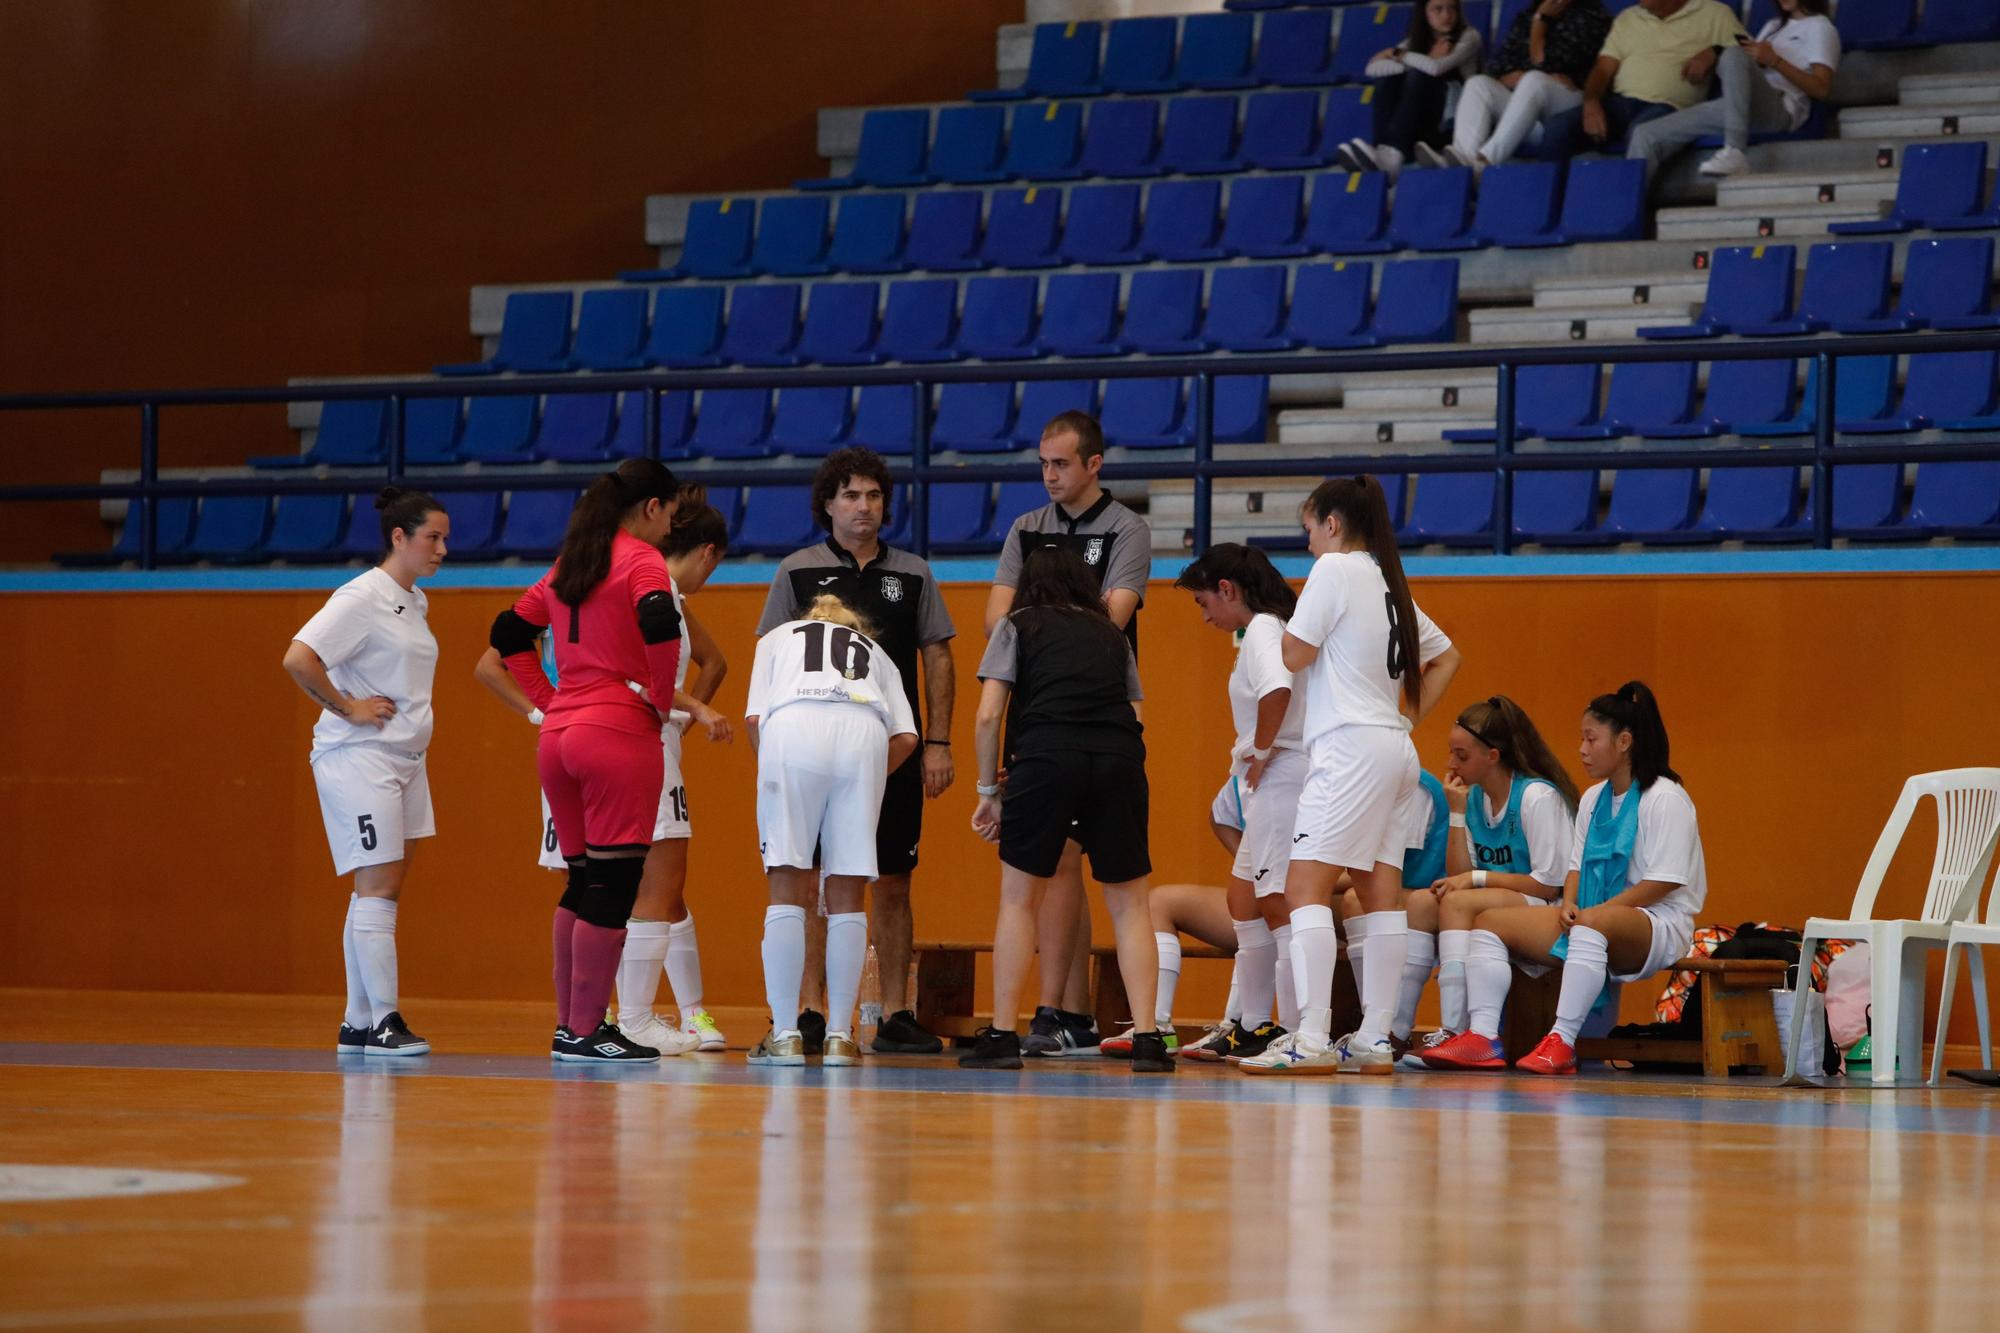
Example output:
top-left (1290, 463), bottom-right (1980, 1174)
top-left (1000, 749), bottom-right (1149, 884)
top-left (874, 753), bottom-right (923, 877)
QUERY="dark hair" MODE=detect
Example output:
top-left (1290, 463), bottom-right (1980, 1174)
top-left (1409, 0), bottom-right (1466, 50)
top-left (810, 447), bottom-right (894, 534)
top-left (1174, 543), bottom-right (1298, 619)
top-left (662, 503), bottom-right (729, 559)
top-left (1014, 546), bottom-right (1110, 617)
top-left (375, 486), bottom-right (444, 555)
top-left (1041, 410), bottom-right (1105, 462)
top-left (1456, 695), bottom-right (1580, 810)
top-left (1586, 681), bottom-right (1681, 791)
top-left (1774, 0), bottom-right (1829, 21)
top-left (1302, 475), bottom-right (1423, 709)
top-left (551, 458), bottom-right (678, 607)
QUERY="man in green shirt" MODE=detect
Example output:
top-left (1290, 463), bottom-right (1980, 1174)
top-left (1541, 0), bottom-right (1746, 160)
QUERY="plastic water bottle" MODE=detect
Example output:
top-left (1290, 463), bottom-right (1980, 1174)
top-left (859, 944), bottom-right (883, 1047)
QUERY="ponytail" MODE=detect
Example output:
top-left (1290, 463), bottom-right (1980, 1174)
top-left (551, 458), bottom-right (678, 607)
top-left (1303, 474), bottom-right (1422, 709)
top-left (1174, 542), bottom-right (1298, 618)
top-left (1586, 680), bottom-right (1680, 791)
top-left (1456, 694), bottom-right (1580, 810)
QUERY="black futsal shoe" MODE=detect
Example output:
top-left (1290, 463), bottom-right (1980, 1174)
top-left (1022, 1005), bottom-right (1066, 1056)
top-left (337, 1023), bottom-right (369, 1055)
top-left (1058, 1009), bottom-right (1102, 1056)
top-left (872, 1009), bottom-right (944, 1054)
top-left (958, 1026), bottom-right (1025, 1070)
top-left (1229, 1022), bottom-right (1288, 1063)
top-left (799, 1008), bottom-right (828, 1055)
top-left (1130, 1031), bottom-right (1178, 1073)
top-left (557, 1022), bottom-right (660, 1064)
top-left (363, 1012), bottom-right (430, 1058)
top-left (551, 1026), bottom-right (579, 1058)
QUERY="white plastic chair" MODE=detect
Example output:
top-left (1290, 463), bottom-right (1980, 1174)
top-left (1931, 829), bottom-right (2000, 1084)
top-left (1782, 769), bottom-right (2000, 1086)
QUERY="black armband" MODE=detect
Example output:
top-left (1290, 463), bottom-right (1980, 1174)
top-left (490, 608), bottom-right (543, 658)
top-left (636, 590), bottom-right (683, 645)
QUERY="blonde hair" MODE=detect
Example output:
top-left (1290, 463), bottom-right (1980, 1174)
top-left (806, 593), bottom-right (874, 638)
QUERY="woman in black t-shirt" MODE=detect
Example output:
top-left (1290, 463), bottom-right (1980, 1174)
top-left (961, 548), bottom-right (1172, 1073)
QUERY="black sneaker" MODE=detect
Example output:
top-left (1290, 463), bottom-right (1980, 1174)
top-left (872, 1009), bottom-right (943, 1054)
top-left (1130, 1031), bottom-right (1177, 1074)
top-left (556, 1021), bottom-right (660, 1064)
top-left (363, 1011), bottom-right (429, 1058)
top-left (1021, 1005), bottom-right (1066, 1057)
top-left (958, 1026), bottom-right (1024, 1070)
top-left (337, 1023), bottom-right (369, 1055)
top-left (799, 1008), bottom-right (827, 1056)
top-left (551, 1025), bottom-right (579, 1058)
top-left (1058, 1009), bottom-right (1102, 1056)
top-left (1228, 1022), bottom-right (1287, 1063)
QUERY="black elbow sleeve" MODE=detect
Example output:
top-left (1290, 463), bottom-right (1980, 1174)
top-left (490, 608), bottom-right (542, 658)
top-left (637, 591), bottom-right (683, 645)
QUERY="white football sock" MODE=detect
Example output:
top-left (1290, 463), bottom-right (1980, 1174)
top-left (1465, 929), bottom-right (1514, 1040)
top-left (665, 913), bottom-right (705, 1016)
top-left (1552, 925), bottom-right (1610, 1045)
top-left (1289, 905), bottom-right (1339, 1044)
top-left (824, 912), bottom-right (869, 1039)
top-left (1222, 958), bottom-right (1243, 1025)
top-left (1273, 924), bottom-right (1300, 1031)
top-left (1355, 911), bottom-right (1407, 1046)
top-left (761, 905), bottom-right (808, 1034)
top-left (341, 894), bottom-right (370, 1030)
top-left (1344, 912), bottom-right (1370, 1007)
top-left (617, 919), bottom-right (671, 1026)
top-left (1154, 932), bottom-right (1182, 1026)
top-left (1232, 919), bottom-right (1278, 1029)
top-left (1437, 929), bottom-right (1471, 1033)
top-left (1395, 928), bottom-right (1437, 1041)
top-left (350, 897), bottom-right (400, 1026)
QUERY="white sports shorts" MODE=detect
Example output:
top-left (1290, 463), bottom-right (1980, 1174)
top-left (1611, 905), bottom-right (1696, 983)
top-left (312, 743), bottom-right (434, 877)
top-left (1209, 773), bottom-right (1246, 832)
top-left (1290, 725), bottom-right (1424, 872)
top-left (1233, 747), bottom-right (1309, 897)
top-left (756, 701), bottom-right (889, 878)
top-left (537, 721), bottom-right (688, 869)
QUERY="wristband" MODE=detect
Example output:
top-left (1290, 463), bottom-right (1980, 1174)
top-left (527, 708), bottom-right (544, 726)
top-left (1473, 869), bottom-right (1488, 888)
top-left (924, 739), bottom-right (951, 747)
top-left (976, 781), bottom-right (1001, 797)
top-left (1448, 813), bottom-right (1467, 829)
top-left (1249, 746), bottom-right (1274, 763)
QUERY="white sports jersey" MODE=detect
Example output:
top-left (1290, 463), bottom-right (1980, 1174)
top-left (1228, 613), bottom-right (1307, 765)
top-left (294, 567), bottom-right (439, 756)
top-left (1567, 777), bottom-right (1708, 919)
top-left (744, 619), bottom-right (917, 740)
top-left (1285, 552), bottom-right (1452, 743)
top-left (665, 585), bottom-right (692, 729)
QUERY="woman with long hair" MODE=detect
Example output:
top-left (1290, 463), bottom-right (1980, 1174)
top-left (1336, 0), bottom-right (1484, 177)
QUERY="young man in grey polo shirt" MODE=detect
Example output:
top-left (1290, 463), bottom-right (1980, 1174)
top-left (982, 410), bottom-right (1152, 1057)
top-left (757, 447), bottom-right (957, 1054)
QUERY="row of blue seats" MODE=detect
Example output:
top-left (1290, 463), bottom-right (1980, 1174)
top-left (1831, 141), bottom-right (2000, 237)
top-left (607, 159), bottom-right (1641, 291)
top-left (439, 260), bottom-right (1461, 378)
top-left (252, 375), bottom-right (1274, 470)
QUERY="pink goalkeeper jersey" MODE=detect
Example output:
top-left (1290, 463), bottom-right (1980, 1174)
top-left (509, 531), bottom-right (681, 737)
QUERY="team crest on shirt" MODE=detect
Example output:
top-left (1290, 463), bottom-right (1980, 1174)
top-left (880, 575), bottom-right (904, 602)
top-left (1084, 537), bottom-right (1105, 565)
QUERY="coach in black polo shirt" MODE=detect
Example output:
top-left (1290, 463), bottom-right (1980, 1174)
top-left (757, 447), bottom-right (957, 1054)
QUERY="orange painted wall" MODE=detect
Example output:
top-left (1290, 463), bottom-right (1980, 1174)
top-left (4, 570), bottom-right (1999, 1034)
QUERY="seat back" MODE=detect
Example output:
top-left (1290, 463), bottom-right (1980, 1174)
top-left (1006, 101), bottom-right (1084, 180)
top-left (959, 275), bottom-right (1040, 356)
top-left (1604, 468), bottom-right (1700, 535)
top-left (186, 496), bottom-right (270, 559)
top-left (904, 190), bottom-right (985, 271)
top-left (1701, 466), bottom-right (1800, 534)
top-left (1891, 142), bottom-right (1988, 227)
top-left (1100, 16), bottom-right (1179, 94)
top-left (1897, 237), bottom-right (1995, 323)
top-left (1215, 374), bottom-right (1270, 443)
top-left (751, 195), bottom-right (831, 276)
top-left (1700, 357), bottom-right (1796, 430)
top-left (1158, 95), bottom-right (1241, 173)
top-left (1101, 377), bottom-right (1189, 447)
top-left (1222, 174), bottom-right (1306, 255)
top-left (1321, 86), bottom-right (1374, 153)
top-left (1305, 170), bottom-right (1390, 251)
top-left (1175, 12), bottom-right (1256, 86)
top-left (1797, 242), bottom-right (1895, 324)
top-left (736, 485), bottom-right (821, 554)
top-left (1513, 363), bottom-right (1602, 434)
top-left (854, 384), bottom-right (918, 456)
top-left (719, 283), bottom-right (802, 363)
top-left (1239, 90), bottom-right (1323, 169)
top-left (1123, 268), bottom-right (1206, 348)
top-left (1835, 0), bottom-right (1914, 48)
top-left (981, 187), bottom-right (1063, 268)
top-left (1900, 350), bottom-right (1999, 423)
top-left (1331, 4), bottom-right (1411, 81)
top-left (1371, 258), bottom-right (1459, 343)
top-left (535, 391), bottom-right (617, 461)
top-left (851, 109), bottom-right (931, 186)
top-left (829, 193), bottom-right (907, 272)
top-left (570, 289), bottom-right (649, 370)
top-left (689, 388), bottom-right (774, 458)
top-left (403, 397), bottom-right (464, 464)
top-left (934, 381), bottom-right (1019, 452)
top-left (1022, 20), bottom-right (1102, 96)
top-left (1700, 245), bottom-right (1797, 330)
top-left (1013, 380), bottom-right (1100, 446)
top-left (458, 395), bottom-right (537, 462)
top-left (1556, 158), bottom-right (1645, 243)
top-left (678, 199), bottom-right (757, 278)
top-left (1792, 355), bottom-right (1898, 426)
top-left (1406, 473), bottom-right (1495, 542)
top-left (1078, 99), bottom-right (1161, 178)
top-left (645, 287), bottom-right (727, 366)
top-left (797, 281), bottom-right (883, 363)
top-left (311, 398), bottom-right (388, 466)
top-left (930, 105), bottom-right (1008, 183)
top-left (1832, 464), bottom-right (1903, 530)
top-left (264, 494), bottom-right (348, 559)
top-left (878, 278), bottom-right (960, 360)
top-left (769, 387), bottom-right (854, 457)
top-left (1473, 161), bottom-right (1562, 246)
top-left (1513, 471), bottom-right (1599, 538)
top-left (1204, 265), bottom-right (1290, 347)
top-left (1038, 271), bottom-right (1123, 353)
top-left (1845, 769), bottom-right (2000, 925)
top-left (1604, 360), bottom-right (1701, 432)
top-left (501, 490), bottom-right (581, 558)
top-left (927, 483), bottom-right (993, 546)
top-left (493, 291), bottom-right (573, 369)
top-left (1061, 183), bottom-right (1145, 263)
top-left (1140, 178), bottom-right (1225, 260)
top-left (1908, 462), bottom-right (2000, 532)
top-left (1914, 0), bottom-right (2000, 42)
top-left (1388, 165), bottom-right (1474, 249)
top-left (1256, 9), bottom-right (1335, 82)
top-left (1288, 260), bottom-right (1373, 344)
top-left (439, 491), bottom-right (502, 558)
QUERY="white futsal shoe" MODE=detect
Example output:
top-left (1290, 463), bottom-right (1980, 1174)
top-left (682, 1010), bottom-right (729, 1052)
top-left (1238, 1030), bottom-right (1341, 1076)
top-left (1331, 1031), bottom-right (1396, 1075)
top-left (620, 1011), bottom-right (699, 1056)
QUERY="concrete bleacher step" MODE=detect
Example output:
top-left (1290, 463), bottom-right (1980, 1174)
top-left (1840, 105), bottom-right (2000, 140)
top-left (1275, 406), bottom-right (1494, 448)
top-left (1653, 200), bottom-right (1886, 241)
top-left (1337, 369), bottom-right (1498, 414)
top-left (1148, 477), bottom-right (1320, 545)
top-left (1466, 303), bottom-right (1699, 345)
top-left (1531, 272), bottom-right (1709, 310)
top-left (1898, 73), bottom-right (2000, 108)
top-left (1713, 169), bottom-right (1901, 210)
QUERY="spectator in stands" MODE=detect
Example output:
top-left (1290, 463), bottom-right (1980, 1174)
top-left (1541, 0), bottom-right (1746, 162)
top-left (1336, 0), bottom-right (1484, 178)
top-left (1625, 0), bottom-right (1839, 181)
top-left (1437, 0), bottom-right (1614, 170)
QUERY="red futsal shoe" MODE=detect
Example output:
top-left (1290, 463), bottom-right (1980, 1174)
top-left (1418, 1031), bottom-right (1508, 1071)
top-left (1515, 1032), bottom-right (1578, 1076)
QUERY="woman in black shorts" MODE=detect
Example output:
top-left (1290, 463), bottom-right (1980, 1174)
top-left (961, 547), bottom-right (1171, 1074)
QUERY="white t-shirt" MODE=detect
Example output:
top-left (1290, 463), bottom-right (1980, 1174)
top-left (1487, 780), bottom-right (1574, 891)
top-left (664, 585), bottom-right (692, 730)
top-left (1285, 552), bottom-right (1452, 743)
top-left (294, 567), bottom-right (439, 757)
top-left (1756, 15), bottom-right (1839, 130)
top-left (1567, 777), bottom-right (1707, 919)
top-left (1228, 613), bottom-right (1308, 767)
top-left (744, 618), bottom-right (918, 739)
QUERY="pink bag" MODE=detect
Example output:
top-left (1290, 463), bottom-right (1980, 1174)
top-left (1823, 943), bottom-right (1872, 1050)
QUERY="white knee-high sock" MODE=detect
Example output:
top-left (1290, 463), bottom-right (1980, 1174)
top-left (665, 914), bottom-right (705, 1016)
top-left (1395, 929), bottom-right (1437, 1041)
top-left (1232, 919), bottom-right (1278, 1028)
top-left (762, 905), bottom-right (808, 1034)
top-left (1223, 958), bottom-right (1243, 1025)
top-left (1273, 924), bottom-right (1300, 1031)
top-left (1438, 929), bottom-right (1472, 1033)
top-left (1465, 929), bottom-right (1514, 1040)
top-left (1289, 905), bottom-right (1339, 1044)
top-left (350, 897), bottom-right (401, 1026)
top-left (824, 912), bottom-right (869, 1039)
top-left (1356, 911), bottom-right (1407, 1045)
top-left (617, 920), bottom-right (672, 1025)
top-left (1552, 925), bottom-right (1610, 1045)
top-left (1344, 913), bottom-right (1371, 1008)
top-left (341, 894), bottom-right (370, 1030)
top-left (1154, 932), bottom-right (1183, 1026)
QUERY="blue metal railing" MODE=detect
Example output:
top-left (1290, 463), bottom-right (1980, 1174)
top-left (7, 331), bottom-right (2000, 569)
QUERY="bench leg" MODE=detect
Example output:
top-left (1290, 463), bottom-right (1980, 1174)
top-left (915, 949), bottom-right (976, 1044)
top-left (1702, 978), bottom-right (1786, 1076)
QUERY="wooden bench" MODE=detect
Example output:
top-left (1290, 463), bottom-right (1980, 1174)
top-left (1515, 956), bottom-right (1787, 1077)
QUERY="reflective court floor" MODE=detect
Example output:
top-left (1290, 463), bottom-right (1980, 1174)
top-left (5, 994), bottom-right (2000, 1331)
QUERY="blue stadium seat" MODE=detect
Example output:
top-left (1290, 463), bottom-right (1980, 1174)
top-left (1240, 91), bottom-right (1332, 169)
top-left (403, 397), bottom-right (464, 464)
top-left (182, 496), bottom-right (272, 562)
top-left (930, 106), bottom-right (1010, 184)
top-left (1404, 474), bottom-right (1494, 546)
top-left (335, 493), bottom-right (386, 558)
top-left (799, 109), bottom-right (930, 190)
top-left (1257, 10), bottom-right (1339, 85)
top-left (647, 199), bottom-right (756, 281)
top-left (569, 289), bottom-right (651, 371)
top-left (903, 191), bottom-right (986, 272)
top-left (1461, 162), bottom-right (1562, 249)
top-left (1835, 0), bottom-right (1913, 49)
top-left (1904, 0), bottom-right (2000, 44)
top-left (499, 490), bottom-right (579, 558)
top-left (1139, 179), bottom-right (1227, 260)
top-left (1223, 175), bottom-right (1311, 258)
top-left (1204, 265), bottom-right (1297, 352)
top-left (1176, 13), bottom-right (1259, 89)
top-left (769, 387), bottom-right (854, 457)
top-left (1599, 469), bottom-right (1702, 541)
top-left (878, 279), bottom-right (963, 362)
top-left (262, 494), bottom-right (349, 562)
top-left (1736, 356), bottom-right (1898, 437)
top-left (1061, 183), bottom-right (1147, 264)
top-left (67, 497), bottom-right (195, 566)
top-left (442, 491), bottom-right (504, 560)
top-left (829, 194), bottom-right (909, 274)
top-left (1643, 358), bottom-right (1796, 438)
top-left (704, 486), bottom-right (744, 539)
top-left (1829, 465), bottom-right (1906, 535)
top-left (1445, 363), bottom-right (1601, 443)
top-left (1544, 361), bottom-right (1706, 440)
top-left (1158, 96), bottom-right (1242, 174)
top-left (535, 392), bottom-right (618, 462)
top-left (1215, 374), bottom-right (1270, 443)
top-left (986, 481), bottom-right (1054, 540)
top-left (1012, 381), bottom-right (1100, 446)
top-left (974, 21), bottom-right (1104, 101)
top-left (1831, 143), bottom-right (1990, 234)
top-left (1320, 87), bottom-right (1374, 156)
top-left (1874, 351), bottom-right (2000, 433)
top-left (1287, 260), bottom-right (1379, 349)
top-left (644, 287), bottom-right (728, 369)
top-left (927, 484), bottom-right (996, 551)
top-left (436, 291), bottom-right (572, 376)
top-left (1512, 471), bottom-right (1601, 542)
top-left (796, 282), bottom-right (884, 366)
top-left (1389, 166), bottom-right (1475, 250)
top-left (690, 388), bottom-right (776, 459)
top-left (853, 384), bottom-right (918, 455)
top-left (1901, 462), bottom-right (2000, 537)
top-left (1370, 257), bottom-right (1459, 343)
top-left (1899, 238), bottom-right (2000, 330)
top-left (737, 486), bottom-right (821, 555)
top-left (751, 195), bottom-right (833, 277)
top-left (251, 398), bottom-right (386, 469)
top-left (1005, 102), bottom-right (1086, 180)
top-left (1331, 5), bottom-right (1412, 82)
top-left (719, 284), bottom-right (803, 367)
top-left (1305, 171), bottom-right (1395, 255)
top-left (1546, 158), bottom-right (1646, 246)
top-left (880, 486), bottom-right (914, 547)
top-left (652, 390), bottom-right (697, 461)
top-left (980, 187), bottom-right (1064, 268)
top-left (605, 392), bottom-right (647, 460)
top-left (1122, 269), bottom-right (1209, 355)
top-left (1037, 272), bottom-right (1126, 357)
top-left (1102, 377), bottom-right (1189, 447)
top-left (1638, 245), bottom-right (1797, 339)
top-left (934, 382), bottom-right (1020, 453)
top-left (959, 276), bottom-right (1041, 360)
top-left (1078, 99), bottom-right (1164, 178)
top-left (1738, 243), bottom-right (1911, 337)
top-left (1095, 18), bottom-right (1179, 95)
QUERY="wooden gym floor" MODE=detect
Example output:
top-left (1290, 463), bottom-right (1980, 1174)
top-left (4, 991), bottom-right (2000, 1331)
